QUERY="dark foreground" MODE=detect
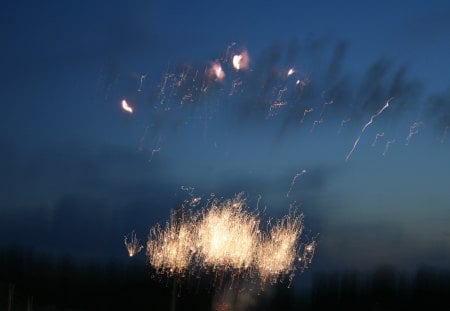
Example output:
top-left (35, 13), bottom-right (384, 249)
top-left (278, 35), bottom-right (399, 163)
top-left (1, 248), bottom-right (449, 310)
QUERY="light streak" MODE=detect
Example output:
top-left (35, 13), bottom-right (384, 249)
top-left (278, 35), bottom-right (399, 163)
top-left (405, 121), bottom-right (423, 145)
top-left (383, 139), bottom-right (396, 157)
top-left (345, 97), bottom-right (394, 162)
top-left (121, 99), bottom-right (133, 114)
top-left (286, 170), bottom-right (307, 198)
top-left (371, 132), bottom-right (384, 147)
top-left (124, 230), bottom-right (143, 257)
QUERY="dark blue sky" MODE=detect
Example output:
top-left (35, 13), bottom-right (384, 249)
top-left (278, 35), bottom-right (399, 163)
top-left (1, 0), bottom-right (450, 285)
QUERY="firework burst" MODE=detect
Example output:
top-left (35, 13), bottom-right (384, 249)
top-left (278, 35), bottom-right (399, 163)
top-left (145, 194), bottom-right (315, 286)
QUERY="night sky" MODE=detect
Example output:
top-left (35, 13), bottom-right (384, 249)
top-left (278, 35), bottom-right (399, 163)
top-left (1, 0), bottom-right (450, 289)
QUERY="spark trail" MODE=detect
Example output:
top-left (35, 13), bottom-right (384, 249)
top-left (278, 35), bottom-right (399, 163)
top-left (338, 118), bottom-right (351, 134)
top-left (345, 97), bottom-right (394, 162)
top-left (300, 108), bottom-right (314, 123)
top-left (124, 230), bottom-right (143, 257)
top-left (138, 73), bottom-right (147, 92)
top-left (383, 139), bottom-right (396, 157)
top-left (286, 170), bottom-right (307, 198)
top-left (405, 122), bottom-right (423, 145)
top-left (371, 132), bottom-right (384, 147)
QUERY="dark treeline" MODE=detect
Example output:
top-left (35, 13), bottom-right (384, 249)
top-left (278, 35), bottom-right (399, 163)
top-left (1, 247), bottom-right (450, 310)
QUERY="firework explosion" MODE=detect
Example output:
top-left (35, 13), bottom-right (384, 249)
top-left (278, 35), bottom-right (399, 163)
top-left (144, 194), bottom-right (315, 286)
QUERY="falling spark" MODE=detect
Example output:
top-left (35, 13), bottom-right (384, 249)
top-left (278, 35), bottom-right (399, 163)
top-left (345, 97), bottom-right (394, 162)
top-left (121, 99), bottom-right (133, 114)
top-left (338, 117), bottom-right (351, 134)
top-left (371, 132), bottom-right (385, 147)
top-left (138, 73), bottom-right (147, 92)
top-left (383, 139), bottom-right (396, 157)
top-left (286, 170), bottom-right (307, 197)
top-left (232, 51), bottom-right (250, 71)
top-left (405, 121), bottom-right (423, 145)
top-left (256, 194), bottom-right (262, 210)
top-left (300, 108), bottom-right (314, 123)
top-left (298, 240), bottom-right (316, 270)
top-left (268, 101), bottom-right (287, 117)
top-left (124, 230), bottom-right (143, 257)
top-left (229, 78), bottom-right (243, 96)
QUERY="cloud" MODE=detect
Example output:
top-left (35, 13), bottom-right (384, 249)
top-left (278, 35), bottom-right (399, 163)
top-left (426, 87), bottom-right (450, 131)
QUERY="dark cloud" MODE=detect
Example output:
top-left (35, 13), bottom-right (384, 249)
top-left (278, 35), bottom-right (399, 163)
top-left (426, 87), bottom-right (450, 131)
top-left (327, 40), bottom-right (348, 79)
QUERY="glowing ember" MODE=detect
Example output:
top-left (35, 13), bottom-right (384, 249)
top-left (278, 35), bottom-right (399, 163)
top-left (232, 50), bottom-right (250, 70)
top-left (287, 68), bottom-right (295, 76)
top-left (121, 99), bottom-right (133, 113)
top-left (209, 62), bottom-right (226, 81)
